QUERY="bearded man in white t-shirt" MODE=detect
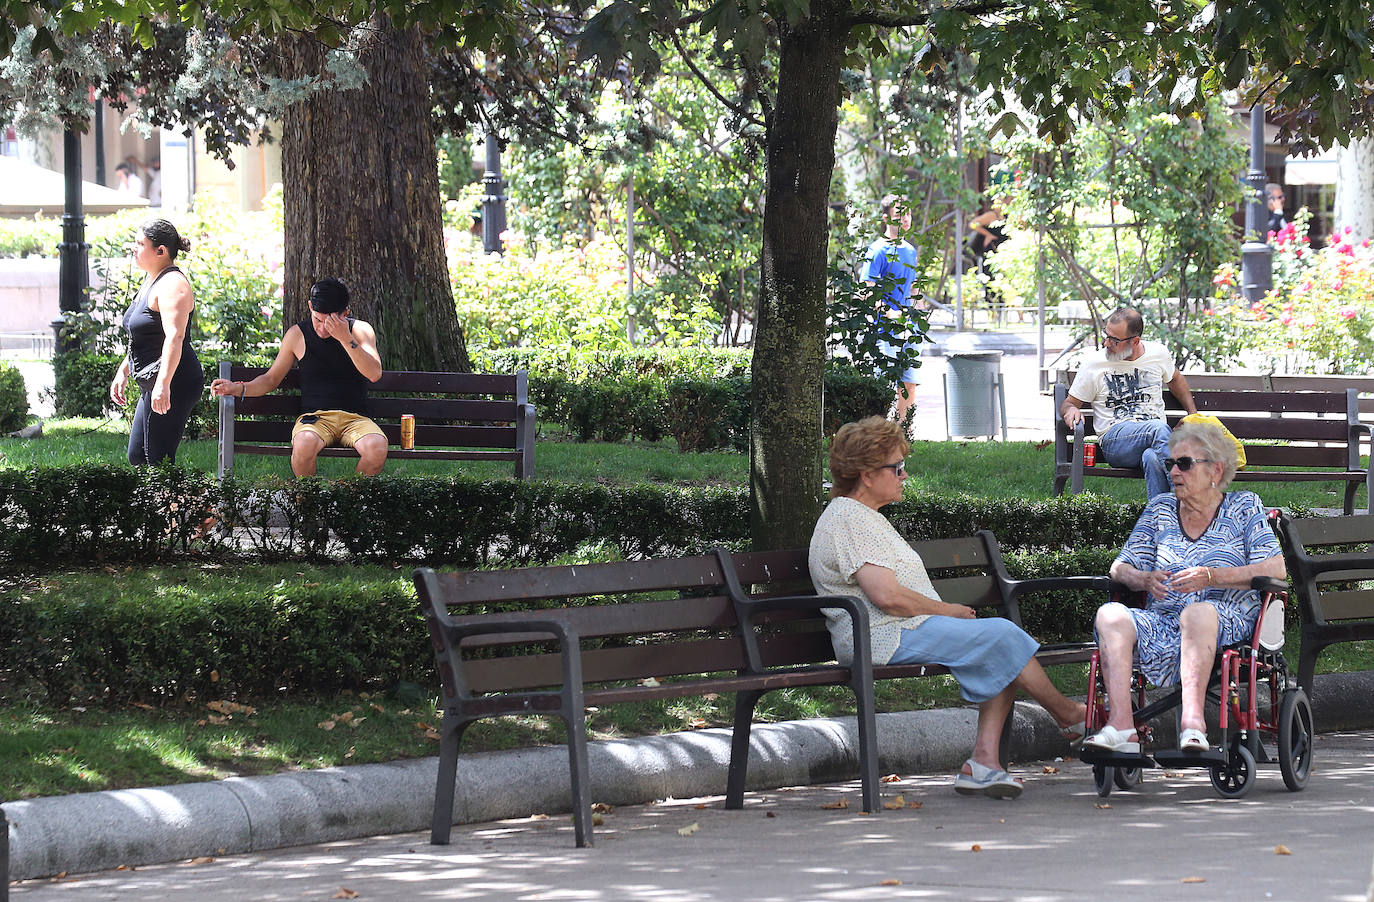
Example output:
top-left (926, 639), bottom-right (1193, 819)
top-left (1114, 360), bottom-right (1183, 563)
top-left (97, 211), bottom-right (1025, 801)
top-left (1059, 307), bottom-right (1198, 498)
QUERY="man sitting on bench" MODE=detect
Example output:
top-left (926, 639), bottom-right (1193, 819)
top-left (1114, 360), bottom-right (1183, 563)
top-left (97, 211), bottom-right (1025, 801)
top-left (210, 277), bottom-right (386, 476)
top-left (1059, 306), bottom-right (1198, 498)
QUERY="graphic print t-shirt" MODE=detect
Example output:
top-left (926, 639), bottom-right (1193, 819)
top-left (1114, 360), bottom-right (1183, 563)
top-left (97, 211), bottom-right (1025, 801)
top-left (1067, 341), bottom-right (1177, 435)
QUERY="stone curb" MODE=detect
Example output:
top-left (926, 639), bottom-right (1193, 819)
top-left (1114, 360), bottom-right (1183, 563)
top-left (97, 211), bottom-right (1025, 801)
top-left (7, 670), bottom-right (1373, 881)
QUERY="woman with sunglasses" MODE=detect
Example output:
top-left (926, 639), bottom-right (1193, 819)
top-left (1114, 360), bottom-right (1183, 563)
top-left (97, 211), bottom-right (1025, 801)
top-left (1083, 422), bottom-right (1285, 755)
top-left (809, 417), bottom-right (1088, 799)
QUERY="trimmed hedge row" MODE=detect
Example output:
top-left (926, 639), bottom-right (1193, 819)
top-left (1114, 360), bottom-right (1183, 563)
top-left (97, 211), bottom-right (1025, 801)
top-left (0, 464), bottom-right (1145, 572)
top-left (0, 541), bottom-right (1126, 705)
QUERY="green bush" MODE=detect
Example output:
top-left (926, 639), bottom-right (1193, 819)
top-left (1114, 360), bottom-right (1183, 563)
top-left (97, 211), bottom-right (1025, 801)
top-left (0, 465), bottom-right (1149, 573)
top-left (52, 351), bottom-right (119, 418)
top-left (0, 363), bottom-right (28, 432)
top-left (566, 376), bottom-right (668, 443)
top-left (0, 567), bottom-right (430, 703)
top-left (666, 373), bottom-right (750, 452)
top-left (823, 363), bottom-right (893, 435)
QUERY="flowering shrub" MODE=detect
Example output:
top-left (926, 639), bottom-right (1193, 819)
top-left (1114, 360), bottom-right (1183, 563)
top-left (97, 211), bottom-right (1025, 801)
top-left (1208, 211), bottom-right (1374, 373)
top-left (446, 229), bottom-right (722, 352)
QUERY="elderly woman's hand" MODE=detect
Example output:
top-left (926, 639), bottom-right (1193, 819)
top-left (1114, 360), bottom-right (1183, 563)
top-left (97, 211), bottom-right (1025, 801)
top-left (1167, 566), bottom-right (1214, 594)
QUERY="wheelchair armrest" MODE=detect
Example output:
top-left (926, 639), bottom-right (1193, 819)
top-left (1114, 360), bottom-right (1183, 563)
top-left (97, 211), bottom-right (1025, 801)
top-left (1251, 576), bottom-right (1288, 595)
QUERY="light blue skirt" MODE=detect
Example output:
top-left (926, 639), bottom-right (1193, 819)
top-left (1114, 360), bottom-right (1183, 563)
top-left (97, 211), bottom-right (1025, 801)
top-left (892, 616), bottom-right (1038, 703)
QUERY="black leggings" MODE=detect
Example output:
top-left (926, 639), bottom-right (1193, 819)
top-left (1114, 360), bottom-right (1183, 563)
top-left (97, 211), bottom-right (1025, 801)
top-left (129, 354), bottom-right (204, 466)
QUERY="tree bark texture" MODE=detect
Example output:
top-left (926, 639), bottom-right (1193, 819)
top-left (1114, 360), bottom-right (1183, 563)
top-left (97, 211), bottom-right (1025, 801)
top-left (279, 20), bottom-right (471, 373)
top-left (1335, 137), bottom-right (1374, 243)
top-left (749, 4), bottom-right (846, 550)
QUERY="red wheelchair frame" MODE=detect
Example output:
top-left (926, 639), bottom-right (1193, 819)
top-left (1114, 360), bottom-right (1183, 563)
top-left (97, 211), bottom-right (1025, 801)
top-left (1079, 574), bottom-right (1314, 799)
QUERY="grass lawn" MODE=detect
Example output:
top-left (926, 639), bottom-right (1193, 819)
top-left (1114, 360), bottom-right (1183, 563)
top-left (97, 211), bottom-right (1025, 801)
top-left (0, 418), bottom-right (1369, 799)
top-left (0, 418), bottom-right (1364, 511)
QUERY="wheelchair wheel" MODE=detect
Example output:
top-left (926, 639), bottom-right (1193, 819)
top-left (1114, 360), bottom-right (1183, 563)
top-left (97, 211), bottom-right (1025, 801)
top-left (1113, 765), bottom-right (1143, 790)
top-left (1093, 764), bottom-right (1113, 798)
top-left (1277, 687), bottom-right (1314, 792)
top-left (1209, 741), bottom-right (1256, 799)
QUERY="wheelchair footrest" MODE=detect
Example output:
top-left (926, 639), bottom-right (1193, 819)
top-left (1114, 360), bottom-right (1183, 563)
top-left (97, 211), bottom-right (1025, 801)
top-left (1079, 749), bottom-right (1154, 768)
top-left (1152, 748), bottom-right (1227, 768)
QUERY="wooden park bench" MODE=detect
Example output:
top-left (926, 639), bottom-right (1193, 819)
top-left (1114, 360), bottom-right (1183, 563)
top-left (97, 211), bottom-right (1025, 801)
top-left (413, 533), bottom-right (1102, 847)
top-left (1270, 510), bottom-right (1374, 700)
top-left (1053, 381), bottom-right (1372, 514)
top-left (216, 363), bottom-right (536, 479)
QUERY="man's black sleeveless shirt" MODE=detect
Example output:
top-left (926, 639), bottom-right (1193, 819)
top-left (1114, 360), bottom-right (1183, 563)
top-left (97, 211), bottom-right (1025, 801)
top-left (297, 317), bottom-right (369, 415)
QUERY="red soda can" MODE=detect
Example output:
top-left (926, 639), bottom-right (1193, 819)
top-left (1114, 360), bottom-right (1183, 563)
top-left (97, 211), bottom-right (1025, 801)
top-left (1082, 441), bottom-right (1097, 467)
top-left (400, 414), bottom-right (415, 450)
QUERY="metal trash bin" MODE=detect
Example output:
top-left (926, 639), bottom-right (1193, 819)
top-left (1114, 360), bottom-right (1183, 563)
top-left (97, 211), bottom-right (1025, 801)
top-left (943, 351), bottom-right (1007, 439)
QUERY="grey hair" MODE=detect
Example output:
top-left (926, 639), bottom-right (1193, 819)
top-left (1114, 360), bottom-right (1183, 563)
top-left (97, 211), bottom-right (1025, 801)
top-left (1170, 421), bottom-right (1238, 489)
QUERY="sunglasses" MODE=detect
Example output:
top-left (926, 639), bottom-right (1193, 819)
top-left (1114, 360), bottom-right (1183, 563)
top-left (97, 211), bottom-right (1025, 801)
top-left (877, 461), bottom-right (907, 476)
top-left (1164, 457), bottom-right (1214, 472)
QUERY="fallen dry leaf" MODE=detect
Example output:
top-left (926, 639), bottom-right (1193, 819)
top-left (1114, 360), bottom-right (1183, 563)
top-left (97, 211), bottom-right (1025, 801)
top-left (970, 844), bottom-right (982, 852)
top-left (907, 801), bottom-right (922, 810)
top-left (530, 814), bottom-right (549, 821)
top-left (1275, 845), bottom-right (1292, 856)
top-left (344, 747), bottom-right (356, 759)
top-left (702, 692), bottom-right (719, 701)
top-left (115, 864), bottom-right (133, 871)
top-left (207, 715), bottom-right (229, 725)
top-left (195, 719), bottom-right (207, 726)
top-left (678, 822), bottom-right (699, 836)
top-left (686, 718), bottom-right (708, 729)
top-left (694, 803), bottom-right (708, 810)
top-left (1042, 765), bottom-right (1059, 774)
top-left (1181, 877), bottom-right (1206, 884)
top-left (370, 703), bottom-right (385, 713)
top-left (639, 677), bottom-right (660, 687)
top-left (879, 879), bottom-right (901, 886)
top-left (187, 857), bottom-right (215, 865)
top-left (338, 711), bottom-right (355, 723)
top-left (592, 803), bottom-right (614, 814)
top-left (882, 794), bottom-right (906, 810)
top-left (880, 773), bottom-right (902, 783)
top-left (348, 717), bottom-right (367, 728)
top-left (820, 798), bottom-right (849, 810)
top-left (207, 701), bottom-right (256, 716)
top-left (423, 729), bottom-right (441, 742)
top-left (332, 888), bottom-right (360, 899)
top-left (131, 702), bottom-right (155, 711)
top-left (318, 720), bottom-right (336, 731)
top-left (1095, 802), bottom-right (1111, 809)
top-left (209, 670), bottom-right (220, 683)
top-left (765, 811), bottom-right (776, 818)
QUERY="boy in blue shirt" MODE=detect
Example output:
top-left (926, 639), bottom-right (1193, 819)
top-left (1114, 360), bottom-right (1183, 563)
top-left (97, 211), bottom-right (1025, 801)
top-left (864, 194), bottom-right (923, 432)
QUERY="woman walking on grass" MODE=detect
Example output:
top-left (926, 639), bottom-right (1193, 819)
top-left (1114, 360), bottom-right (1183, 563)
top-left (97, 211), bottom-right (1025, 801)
top-left (109, 218), bottom-right (204, 466)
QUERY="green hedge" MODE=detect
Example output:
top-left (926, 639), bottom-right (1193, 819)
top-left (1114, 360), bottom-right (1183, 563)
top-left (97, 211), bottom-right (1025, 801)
top-left (0, 464), bottom-right (1146, 571)
top-left (0, 363), bottom-right (27, 432)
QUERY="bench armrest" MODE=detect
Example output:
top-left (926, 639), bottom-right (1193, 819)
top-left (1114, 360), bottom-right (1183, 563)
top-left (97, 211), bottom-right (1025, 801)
top-left (1004, 574), bottom-right (1111, 601)
top-left (713, 548), bottom-right (873, 677)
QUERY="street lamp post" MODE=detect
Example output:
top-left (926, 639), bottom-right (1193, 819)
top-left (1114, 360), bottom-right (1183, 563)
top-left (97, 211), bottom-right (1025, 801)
top-left (1240, 104), bottom-right (1272, 303)
top-left (480, 128), bottom-right (507, 256)
top-left (53, 127), bottom-right (89, 353)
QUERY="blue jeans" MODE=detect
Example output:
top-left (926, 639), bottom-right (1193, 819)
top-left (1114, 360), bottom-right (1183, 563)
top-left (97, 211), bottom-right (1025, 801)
top-left (1099, 419), bottom-right (1172, 498)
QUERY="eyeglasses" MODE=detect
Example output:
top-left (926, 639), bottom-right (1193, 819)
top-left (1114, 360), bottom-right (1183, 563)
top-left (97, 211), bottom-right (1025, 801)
top-left (1103, 333), bottom-right (1138, 346)
top-left (1164, 457), bottom-right (1214, 472)
top-left (877, 461), bottom-right (907, 476)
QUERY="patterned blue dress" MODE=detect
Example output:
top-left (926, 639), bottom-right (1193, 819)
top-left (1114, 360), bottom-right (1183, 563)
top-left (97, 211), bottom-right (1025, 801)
top-left (1113, 491), bottom-right (1281, 687)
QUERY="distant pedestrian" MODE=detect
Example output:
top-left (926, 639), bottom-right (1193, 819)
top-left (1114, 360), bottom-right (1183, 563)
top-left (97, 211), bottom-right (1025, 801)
top-left (114, 161), bottom-right (144, 198)
top-left (1265, 183), bottom-right (1287, 238)
top-left (110, 218), bottom-right (204, 466)
top-left (863, 194), bottom-right (923, 433)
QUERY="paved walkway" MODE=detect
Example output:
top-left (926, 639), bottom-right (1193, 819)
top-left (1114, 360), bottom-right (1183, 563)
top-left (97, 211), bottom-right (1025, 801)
top-left (12, 730), bottom-right (1374, 901)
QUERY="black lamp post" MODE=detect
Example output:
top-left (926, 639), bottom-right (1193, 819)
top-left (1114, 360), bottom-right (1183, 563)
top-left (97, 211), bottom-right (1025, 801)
top-left (1240, 104), bottom-right (1273, 303)
top-left (53, 127), bottom-right (89, 353)
top-left (480, 127), bottom-right (507, 256)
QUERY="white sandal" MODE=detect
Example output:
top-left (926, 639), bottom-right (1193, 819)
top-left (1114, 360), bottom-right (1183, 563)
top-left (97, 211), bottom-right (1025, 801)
top-left (1082, 724), bottom-right (1140, 755)
top-left (1179, 728), bottom-right (1209, 753)
top-left (954, 759), bottom-right (1023, 799)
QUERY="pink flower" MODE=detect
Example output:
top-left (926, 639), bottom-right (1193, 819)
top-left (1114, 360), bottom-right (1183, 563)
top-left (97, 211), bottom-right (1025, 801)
top-left (1339, 306), bottom-right (1358, 320)
top-left (1334, 281), bottom-right (1345, 291)
top-left (1301, 281), bottom-right (1313, 292)
top-left (1339, 243), bottom-right (1355, 256)
top-left (1250, 301), bottom-right (1265, 313)
top-left (1203, 307), bottom-right (1215, 316)
top-left (1212, 271), bottom-right (1233, 286)
top-left (1280, 313), bottom-right (1294, 325)
top-left (1345, 226), bottom-right (1354, 234)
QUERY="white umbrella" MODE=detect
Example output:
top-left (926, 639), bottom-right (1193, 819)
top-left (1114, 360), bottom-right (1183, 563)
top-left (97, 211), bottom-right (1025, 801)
top-left (0, 154), bottom-right (149, 216)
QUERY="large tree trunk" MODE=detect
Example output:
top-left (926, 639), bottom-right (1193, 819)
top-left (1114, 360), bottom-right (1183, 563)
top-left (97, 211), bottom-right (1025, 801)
top-left (750, 3), bottom-right (846, 550)
top-left (1335, 137), bottom-right (1374, 242)
top-left (279, 20), bottom-right (470, 372)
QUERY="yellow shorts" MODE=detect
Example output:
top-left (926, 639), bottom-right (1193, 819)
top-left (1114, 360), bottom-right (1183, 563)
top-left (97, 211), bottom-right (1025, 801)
top-left (291, 410), bottom-right (385, 448)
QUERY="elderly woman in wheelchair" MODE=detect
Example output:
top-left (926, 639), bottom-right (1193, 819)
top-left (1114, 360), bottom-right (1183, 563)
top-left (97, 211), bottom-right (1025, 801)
top-left (1083, 421), bottom-right (1287, 757)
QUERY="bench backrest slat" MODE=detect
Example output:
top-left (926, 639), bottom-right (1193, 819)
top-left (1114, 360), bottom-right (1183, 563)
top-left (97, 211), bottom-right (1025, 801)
top-left (1273, 513), bottom-right (1374, 627)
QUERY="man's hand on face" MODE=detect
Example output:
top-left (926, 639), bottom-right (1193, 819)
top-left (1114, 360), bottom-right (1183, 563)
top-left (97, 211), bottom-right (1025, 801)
top-left (321, 312), bottom-right (351, 343)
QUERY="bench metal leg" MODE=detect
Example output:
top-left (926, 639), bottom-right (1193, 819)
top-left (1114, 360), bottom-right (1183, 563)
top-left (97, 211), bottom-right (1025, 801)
top-left (1297, 638), bottom-right (1323, 702)
top-left (563, 707), bottom-right (594, 848)
top-left (725, 689), bottom-right (765, 809)
top-left (850, 679), bottom-right (880, 814)
top-left (2, 799), bottom-right (8, 902)
top-left (430, 716), bottom-right (471, 845)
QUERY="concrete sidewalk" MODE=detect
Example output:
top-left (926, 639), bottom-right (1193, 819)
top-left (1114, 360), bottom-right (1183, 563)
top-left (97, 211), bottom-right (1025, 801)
top-left (11, 730), bottom-right (1374, 901)
top-left (8, 670), bottom-right (1374, 896)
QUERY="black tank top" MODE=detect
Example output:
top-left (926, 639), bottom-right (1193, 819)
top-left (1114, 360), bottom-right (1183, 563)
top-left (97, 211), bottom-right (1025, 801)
top-left (297, 317), bottom-right (369, 415)
top-left (123, 266), bottom-right (195, 380)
